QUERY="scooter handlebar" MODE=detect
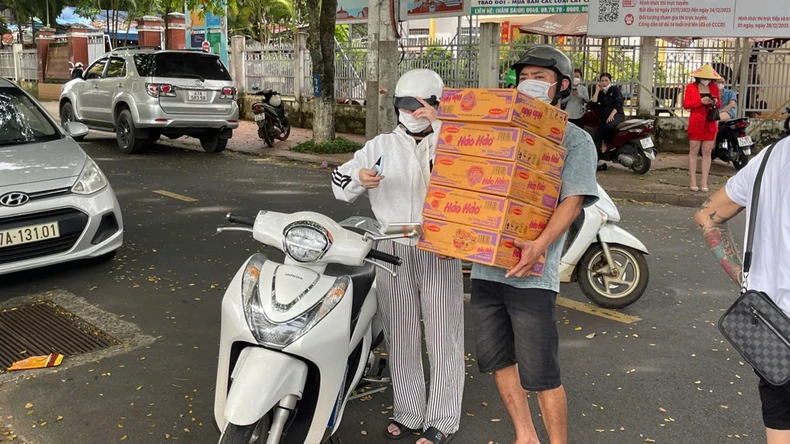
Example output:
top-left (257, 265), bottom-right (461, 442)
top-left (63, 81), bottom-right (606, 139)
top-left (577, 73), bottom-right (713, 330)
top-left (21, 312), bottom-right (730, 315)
top-left (367, 249), bottom-right (402, 266)
top-left (227, 213), bottom-right (256, 227)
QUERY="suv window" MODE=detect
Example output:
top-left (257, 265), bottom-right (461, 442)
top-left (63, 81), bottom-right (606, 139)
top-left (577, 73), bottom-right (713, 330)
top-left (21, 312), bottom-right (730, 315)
top-left (105, 58), bottom-right (126, 78)
top-left (134, 53), bottom-right (232, 81)
top-left (85, 59), bottom-right (107, 79)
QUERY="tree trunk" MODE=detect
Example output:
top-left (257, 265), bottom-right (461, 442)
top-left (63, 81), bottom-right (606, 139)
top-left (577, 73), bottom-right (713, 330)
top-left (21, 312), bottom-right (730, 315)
top-left (305, 0), bottom-right (337, 143)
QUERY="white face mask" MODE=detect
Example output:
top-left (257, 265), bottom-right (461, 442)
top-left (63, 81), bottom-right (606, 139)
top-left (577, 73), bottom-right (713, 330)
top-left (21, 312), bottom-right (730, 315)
top-left (398, 110), bottom-right (431, 133)
top-left (700, 79), bottom-right (711, 86)
top-left (602, 84), bottom-right (611, 92)
top-left (573, 77), bottom-right (581, 86)
top-left (517, 80), bottom-right (557, 103)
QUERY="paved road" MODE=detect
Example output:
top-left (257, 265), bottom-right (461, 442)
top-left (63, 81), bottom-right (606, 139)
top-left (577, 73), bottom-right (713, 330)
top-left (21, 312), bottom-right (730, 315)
top-left (0, 134), bottom-right (763, 444)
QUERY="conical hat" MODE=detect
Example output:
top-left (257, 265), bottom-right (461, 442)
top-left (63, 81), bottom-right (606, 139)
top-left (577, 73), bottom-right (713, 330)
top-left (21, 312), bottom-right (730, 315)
top-left (691, 64), bottom-right (723, 80)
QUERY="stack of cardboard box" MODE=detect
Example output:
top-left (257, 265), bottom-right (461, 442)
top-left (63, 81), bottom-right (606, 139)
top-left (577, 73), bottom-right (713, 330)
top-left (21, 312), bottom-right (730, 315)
top-left (417, 88), bottom-right (570, 276)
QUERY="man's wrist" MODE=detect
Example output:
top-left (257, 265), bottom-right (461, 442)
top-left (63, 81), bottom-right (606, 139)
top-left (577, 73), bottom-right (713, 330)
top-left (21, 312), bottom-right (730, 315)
top-left (532, 235), bottom-right (551, 252)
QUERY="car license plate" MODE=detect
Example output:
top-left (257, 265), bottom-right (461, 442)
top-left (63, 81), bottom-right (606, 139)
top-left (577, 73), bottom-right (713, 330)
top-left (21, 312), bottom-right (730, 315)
top-left (639, 138), bottom-right (655, 149)
top-left (188, 90), bottom-right (208, 102)
top-left (254, 113), bottom-right (266, 122)
top-left (0, 222), bottom-right (60, 248)
top-left (738, 136), bottom-right (753, 147)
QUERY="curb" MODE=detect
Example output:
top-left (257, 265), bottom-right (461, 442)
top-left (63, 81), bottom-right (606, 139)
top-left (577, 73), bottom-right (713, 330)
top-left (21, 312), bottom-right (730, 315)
top-left (608, 190), bottom-right (707, 208)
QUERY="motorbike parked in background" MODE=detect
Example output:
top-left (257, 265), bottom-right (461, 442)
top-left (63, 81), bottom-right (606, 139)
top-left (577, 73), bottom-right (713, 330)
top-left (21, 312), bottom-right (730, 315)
top-left (713, 118), bottom-right (753, 170)
top-left (214, 211), bottom-right (417, 444)
top-left (251, 89), bottom-right (291, 148)
top-left (583, 107), bottom-right (657, 174)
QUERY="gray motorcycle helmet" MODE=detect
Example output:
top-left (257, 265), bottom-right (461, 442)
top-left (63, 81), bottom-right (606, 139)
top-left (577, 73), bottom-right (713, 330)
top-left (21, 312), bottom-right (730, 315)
top-left (511, 45), bottom-right (574, 105)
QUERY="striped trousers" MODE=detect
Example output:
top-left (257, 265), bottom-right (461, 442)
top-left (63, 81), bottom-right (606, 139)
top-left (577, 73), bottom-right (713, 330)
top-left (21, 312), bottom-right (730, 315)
top-left (375, 241), bottom-right (465, 435)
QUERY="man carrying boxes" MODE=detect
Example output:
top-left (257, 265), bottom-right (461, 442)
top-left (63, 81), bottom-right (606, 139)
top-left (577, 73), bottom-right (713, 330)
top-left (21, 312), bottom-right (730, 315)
top-left (332, 69), bottom-right (465, 444)
top-left (418, 46), bottom-right (599, 444)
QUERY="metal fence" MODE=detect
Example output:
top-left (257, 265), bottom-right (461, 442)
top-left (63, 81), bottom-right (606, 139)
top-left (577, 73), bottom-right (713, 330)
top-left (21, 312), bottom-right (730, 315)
top-left (241, 35), bottom-right (790, 116)
top-left (19, 50), bottom-right (37, 81)
top-left (0, 49), bottom-right (14, 79)
top-left (0, 47), bottom-right (39, 82)
top-left (245, 42), bottom-right (296, 95)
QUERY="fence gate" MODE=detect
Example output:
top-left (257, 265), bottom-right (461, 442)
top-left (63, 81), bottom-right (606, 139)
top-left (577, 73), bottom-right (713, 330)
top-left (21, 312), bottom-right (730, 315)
top-left (87, 34), bottom-right (106, 65)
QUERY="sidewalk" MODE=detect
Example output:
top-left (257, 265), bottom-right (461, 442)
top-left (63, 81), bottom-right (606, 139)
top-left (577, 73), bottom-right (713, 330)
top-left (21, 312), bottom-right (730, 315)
top-left (43, 102), bottom-right (733, 208)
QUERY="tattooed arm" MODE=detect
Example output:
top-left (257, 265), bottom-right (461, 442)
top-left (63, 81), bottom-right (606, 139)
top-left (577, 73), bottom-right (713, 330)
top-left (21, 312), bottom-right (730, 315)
top-left (694, 188), bottom-right (746, 286)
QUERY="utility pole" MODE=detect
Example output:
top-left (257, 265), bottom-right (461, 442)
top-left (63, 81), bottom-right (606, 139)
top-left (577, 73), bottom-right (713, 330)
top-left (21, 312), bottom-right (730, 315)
top-left (365, 0), bottom-right (398, 139)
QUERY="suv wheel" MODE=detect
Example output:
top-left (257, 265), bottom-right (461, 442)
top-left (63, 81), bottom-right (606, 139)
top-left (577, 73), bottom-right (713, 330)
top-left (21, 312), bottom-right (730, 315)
top-left (60, 102), bottom-right (85, 141)
top-left (200, 134), bottom-right (228, 153)
top-left (116, 110), bottom-right (146, 154)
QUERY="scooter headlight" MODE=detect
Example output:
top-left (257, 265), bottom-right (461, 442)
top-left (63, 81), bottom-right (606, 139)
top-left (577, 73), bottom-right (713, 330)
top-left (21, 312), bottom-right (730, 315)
top-left (240, 254), bottom-right (349, 349)
top-left (283, 221), bottom-right (331, 263)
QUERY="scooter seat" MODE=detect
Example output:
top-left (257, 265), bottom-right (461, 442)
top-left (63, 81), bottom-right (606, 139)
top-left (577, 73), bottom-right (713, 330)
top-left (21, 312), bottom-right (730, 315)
top-left (324, 262), bottom-right (377, 329)
top-left (616, 119), bottom-right (651, 131)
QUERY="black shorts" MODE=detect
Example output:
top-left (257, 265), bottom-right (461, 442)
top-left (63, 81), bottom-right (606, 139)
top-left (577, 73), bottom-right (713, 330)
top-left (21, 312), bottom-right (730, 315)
top-left (470, 279), bottom-right (560, 392)
top-left (759, 373), bottom-right (790, 430)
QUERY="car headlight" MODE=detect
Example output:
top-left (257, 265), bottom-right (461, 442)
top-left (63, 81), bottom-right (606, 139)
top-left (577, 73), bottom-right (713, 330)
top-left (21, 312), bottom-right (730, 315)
top-left (71, 158), bottom-right (108, 195)
top-left (241, 253), bottom-right (349, 349)
top-left (283, 221), bottom-right (331, 263)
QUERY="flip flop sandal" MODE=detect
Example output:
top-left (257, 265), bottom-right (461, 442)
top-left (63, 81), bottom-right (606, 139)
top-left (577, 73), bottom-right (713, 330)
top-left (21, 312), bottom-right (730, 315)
top-left (385, 422), bottom-right (418, 440)
top-left (419, 427), bottom-right (455, 444)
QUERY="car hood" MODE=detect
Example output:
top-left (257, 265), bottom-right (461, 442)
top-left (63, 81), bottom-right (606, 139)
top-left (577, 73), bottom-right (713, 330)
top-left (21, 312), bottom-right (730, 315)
top-left (0, 137), bottom-right (86, 188)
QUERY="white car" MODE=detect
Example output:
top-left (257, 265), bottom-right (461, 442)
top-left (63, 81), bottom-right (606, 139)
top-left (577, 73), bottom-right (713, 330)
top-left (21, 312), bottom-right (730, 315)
top-left (0, 78), bottom-right (123, 275)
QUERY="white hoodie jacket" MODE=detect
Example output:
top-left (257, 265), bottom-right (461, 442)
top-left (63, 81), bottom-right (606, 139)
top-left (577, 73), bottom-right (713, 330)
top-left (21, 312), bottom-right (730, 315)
top-left (332, 120), bottom-right (442, 246)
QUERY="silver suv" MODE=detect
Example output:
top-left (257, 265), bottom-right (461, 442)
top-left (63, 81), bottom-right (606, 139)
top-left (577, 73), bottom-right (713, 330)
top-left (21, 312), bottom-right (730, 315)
top-left (60, 47), bottom-right (239, 154)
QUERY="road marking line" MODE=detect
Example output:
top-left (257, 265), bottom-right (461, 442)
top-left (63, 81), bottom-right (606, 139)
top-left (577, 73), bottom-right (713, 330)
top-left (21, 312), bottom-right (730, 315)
top-left (152, 190), bottom-right (199, 202)
top-left (463, 294), bottom-right (641, 324)
top-left (556, 297), bottom-right (641, 324)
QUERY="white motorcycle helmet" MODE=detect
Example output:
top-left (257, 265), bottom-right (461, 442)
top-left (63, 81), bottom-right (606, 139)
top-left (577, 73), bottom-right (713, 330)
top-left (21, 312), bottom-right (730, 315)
top-left (394, 69), bottom-right (443, 111)
top-left (394, 69), bottom-right (443, 135)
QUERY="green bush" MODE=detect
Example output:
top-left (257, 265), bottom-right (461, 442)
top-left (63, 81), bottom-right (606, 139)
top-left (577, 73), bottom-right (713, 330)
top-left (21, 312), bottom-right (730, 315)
top-left (291, 137), bottom-right (363, 154)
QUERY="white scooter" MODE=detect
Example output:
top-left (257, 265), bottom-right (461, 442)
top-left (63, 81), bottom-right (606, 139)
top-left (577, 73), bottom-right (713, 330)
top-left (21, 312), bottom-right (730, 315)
top-left (213, 211), bottom-right (418, 444)
top-left (559, 184), bottom-right (649, 309)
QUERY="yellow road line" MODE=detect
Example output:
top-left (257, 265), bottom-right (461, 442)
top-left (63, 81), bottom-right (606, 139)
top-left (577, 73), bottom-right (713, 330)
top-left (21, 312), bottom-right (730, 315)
top-left (556, 296), bottom-right (642, 324)
top-left (152, 190), bottom-right (199, 203)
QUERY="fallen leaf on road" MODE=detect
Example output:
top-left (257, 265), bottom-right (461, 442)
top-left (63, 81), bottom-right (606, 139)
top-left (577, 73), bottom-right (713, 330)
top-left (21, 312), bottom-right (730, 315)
top-left (491, 419), bottom-right (501, 422)
top-left (361, 431), bottom-right (367, 435)
top-left (586, 333), bottom-right (596, 339)
top-left (575, 327), bottom-right (582, 331)
top-left (120, 436), bottom-right (127, 441)
top-left (57, 416), bottom-right (63, 421)
top-left (24, 404), bottom-right (32, 409)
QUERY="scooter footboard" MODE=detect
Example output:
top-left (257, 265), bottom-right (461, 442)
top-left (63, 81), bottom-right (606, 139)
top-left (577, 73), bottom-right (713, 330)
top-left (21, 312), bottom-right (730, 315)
top-left (224, 347), bottom-right (308, 427)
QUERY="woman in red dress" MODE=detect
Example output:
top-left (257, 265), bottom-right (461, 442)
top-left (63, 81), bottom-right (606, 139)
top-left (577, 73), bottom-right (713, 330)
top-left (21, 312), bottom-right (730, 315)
top-left (683, 64), bottom-right (722, 192)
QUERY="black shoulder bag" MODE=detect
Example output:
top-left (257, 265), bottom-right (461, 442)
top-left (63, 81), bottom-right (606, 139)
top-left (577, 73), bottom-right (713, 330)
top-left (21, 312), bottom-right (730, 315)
top-left (718, 142), bottom-right (790, 386)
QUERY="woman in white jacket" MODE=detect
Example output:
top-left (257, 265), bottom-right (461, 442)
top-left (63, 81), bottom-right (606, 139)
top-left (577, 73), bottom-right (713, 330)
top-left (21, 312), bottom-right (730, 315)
top-left (332, 69), bottom-right (463, 444)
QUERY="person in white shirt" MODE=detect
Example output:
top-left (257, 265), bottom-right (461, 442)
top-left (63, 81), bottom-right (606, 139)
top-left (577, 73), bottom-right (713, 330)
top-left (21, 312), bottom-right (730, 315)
top-left (563, 68), bottom-right (590, 129)
top-left (332, 69), bottom-right (464, 444)
top-left (695, 136), bottom-right (790, 443)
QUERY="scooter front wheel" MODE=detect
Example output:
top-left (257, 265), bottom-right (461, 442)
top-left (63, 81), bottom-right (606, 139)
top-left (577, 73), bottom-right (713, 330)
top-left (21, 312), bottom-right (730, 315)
top-left (577, 244), bottom-right (649, 309)
top-left (219, 415), bottom-right (272, 444)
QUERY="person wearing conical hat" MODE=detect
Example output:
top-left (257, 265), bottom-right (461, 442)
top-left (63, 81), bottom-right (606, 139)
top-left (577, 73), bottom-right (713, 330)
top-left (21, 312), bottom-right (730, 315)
top-left (683, 63), bottom-right (723, 192)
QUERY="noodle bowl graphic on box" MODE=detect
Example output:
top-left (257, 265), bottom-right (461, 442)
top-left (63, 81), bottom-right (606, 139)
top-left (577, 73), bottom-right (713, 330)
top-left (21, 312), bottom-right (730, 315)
top-left (418, 218), bottom-right (545, 274)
